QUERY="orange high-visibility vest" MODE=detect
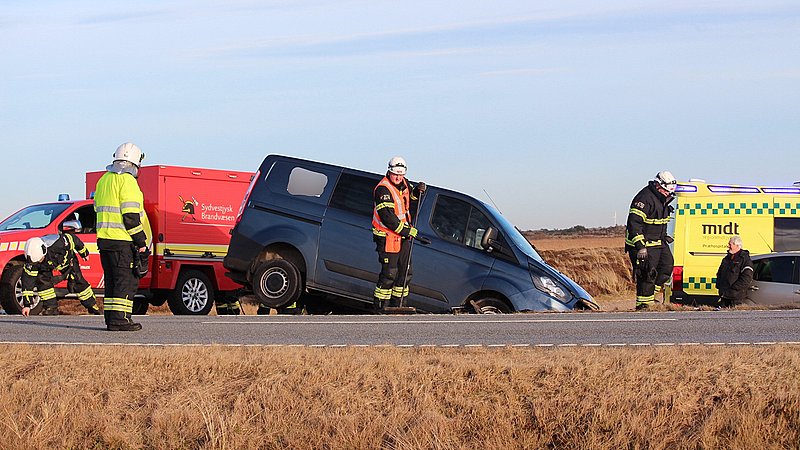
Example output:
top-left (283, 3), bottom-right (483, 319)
top-left (372, 177), bottom-right (410, 253)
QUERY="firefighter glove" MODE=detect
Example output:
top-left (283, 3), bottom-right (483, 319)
top-left (134, 247), bottom-right (151, 279)
top-left (636, 248), bottom-right (648, 261)
top-left (408, 226), bottom-right (418, 238)
top-left (417, 182), bottom-right (427, 193)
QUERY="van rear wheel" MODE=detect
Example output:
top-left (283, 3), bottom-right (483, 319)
top-left (252, 259), bottom-right (301, 309)
top-left (473, 297), bottom-right (512, 314)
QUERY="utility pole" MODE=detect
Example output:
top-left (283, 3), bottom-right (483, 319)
top-left (612, 211), bottom-right (617, 227)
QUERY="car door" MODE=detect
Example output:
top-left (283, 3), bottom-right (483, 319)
top-left (749, 255), bottom-right (800, 305)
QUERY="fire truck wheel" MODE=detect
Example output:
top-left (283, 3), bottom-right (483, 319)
top-left (252, 259), bottom-right (301, 308)
top-left (472, 297), bottom-right (512, 314)
top-left (0, 264), bottom-right (44, 315)
top-left (167, 269), bottom-right (215, 315)
top-left (132, 299), bottom-right (149, 315)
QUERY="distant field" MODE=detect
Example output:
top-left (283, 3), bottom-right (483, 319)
top-left (2, 345), bottom-right (798, 449)
top-left (532, 236), bottom-right (624, 251)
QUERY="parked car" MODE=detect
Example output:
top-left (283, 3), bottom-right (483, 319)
top-left (747, 251), bottom-right (800, 306)
top-left (223, 155), bottom-right (598, 314)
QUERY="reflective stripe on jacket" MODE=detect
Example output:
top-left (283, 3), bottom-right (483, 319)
top-left (94, 171), bottom-right (151, 244)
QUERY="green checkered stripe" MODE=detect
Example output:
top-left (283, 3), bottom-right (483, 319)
top-left (678, 202), bottom-right (800, 216)
top-left (685, 276), bottom-right (716, 290)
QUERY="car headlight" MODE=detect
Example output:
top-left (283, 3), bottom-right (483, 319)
top-left (530, 268), bottom-right (568, 302)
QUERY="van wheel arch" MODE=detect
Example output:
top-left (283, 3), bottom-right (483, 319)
top-left (466, 292), bottom-right (514, 314)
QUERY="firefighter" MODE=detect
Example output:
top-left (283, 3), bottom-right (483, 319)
top-left (625, 171), bottom-right (677, 310)
top-left (715, 235), bottom-right (754, 308)
top-left (20, 231), bottom-right (101, 317)
top-left (94, 142), bottom-right (151, 331)
top-left (372, 156), bottom-right (428, 312)
top-left (215, 291), bottom-right (241, 315)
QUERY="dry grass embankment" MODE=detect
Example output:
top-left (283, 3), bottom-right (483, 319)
top-left (1, 345), bottom-right (798, 449)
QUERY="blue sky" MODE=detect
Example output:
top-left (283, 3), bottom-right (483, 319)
top-left (2, 0), bottom-right (799, 229)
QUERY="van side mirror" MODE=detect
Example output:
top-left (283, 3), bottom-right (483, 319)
top-left (61, 219), bottom-right (83, 233)
top-left (481, 226), bottom-right (500, 252)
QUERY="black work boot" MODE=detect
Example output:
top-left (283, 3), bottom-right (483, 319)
top-left (257, 305), bottom-right (271, 315)
top-left (42, 307), bottom-right (60, 316)
top-left (372, 298), bottom-right (384, 313)
top-left (107, 322), bottom-right (142, 331)
top-left (86, 305), bottom-right (101, 315)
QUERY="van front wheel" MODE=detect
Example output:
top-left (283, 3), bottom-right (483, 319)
top-left (252, 260), bottom-right (301, 309)
top-left (473, 297), bottom-right (512, 314)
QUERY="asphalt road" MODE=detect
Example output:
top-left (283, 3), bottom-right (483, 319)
top-left (1, 310), bottom-right (799, 347)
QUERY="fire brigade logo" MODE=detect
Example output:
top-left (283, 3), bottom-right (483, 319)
top-left (179, 195), bottom-right (199, 222)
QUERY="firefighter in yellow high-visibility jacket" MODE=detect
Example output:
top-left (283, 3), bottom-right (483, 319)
top-left (94, 142), bottom-right (151, 331)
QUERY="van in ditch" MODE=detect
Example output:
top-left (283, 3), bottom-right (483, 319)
top-left (223, 155), bottom-right (597, 313)
top-left (668, 180), bottom-right (800, 305)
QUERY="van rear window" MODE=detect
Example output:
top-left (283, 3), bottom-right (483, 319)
top-left (287, 167), bottom-right (328, 197)
top-left (775, 218), bottom-right (800, 251)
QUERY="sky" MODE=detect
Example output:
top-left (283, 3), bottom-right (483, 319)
top-left (1, 0), bottom-right (799, 230)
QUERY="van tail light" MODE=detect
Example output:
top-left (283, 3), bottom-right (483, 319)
top-left (672, 266), bottom-right (683, 291)
top-left (235, 170), bottom-right (260, 228)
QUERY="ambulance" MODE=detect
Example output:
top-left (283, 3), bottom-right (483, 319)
top-left (668, 180), bottom-right (800, 305)
top-left (0, 165), bottom-right (253, 315)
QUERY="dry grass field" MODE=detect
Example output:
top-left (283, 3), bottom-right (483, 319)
top-left (1, 345), bottom-right (798, 449)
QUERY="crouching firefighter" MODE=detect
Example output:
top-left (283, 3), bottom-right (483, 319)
top-left (625, 171), bottom-right (677, 310)
top-left (372, 156), bottom-right (428, 312)
top-left (21, 229), bottom-right (101, 317)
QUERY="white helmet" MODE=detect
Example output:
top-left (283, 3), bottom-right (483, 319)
top-left (113, 142), bottom-right (145, 168)
top-left (24, 237), bottom-right (47, 263)
top-left (388, 156), bottom-right (407, 175)
top-left (655, 170), bottom-right (677, 193)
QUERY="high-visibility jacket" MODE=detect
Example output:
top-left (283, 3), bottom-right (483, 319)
top-left (625, 181), bottom-right (673, 251)
top-left (372, 177), bottom-right (412, 253)
top-left (94, 171), bottom-right (151, 247)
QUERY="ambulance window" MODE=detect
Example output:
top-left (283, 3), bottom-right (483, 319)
top-left (753, 256), bottom-right (796, 284)
top-left (329, 173), bottom-right (378, 217)
top-left (774, 218), bottom-right (800, 251)
top-left (287, 167), bottom-right (328, 198)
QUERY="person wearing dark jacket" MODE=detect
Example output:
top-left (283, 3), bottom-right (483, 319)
top-left (21, 231), bottom-right (101, 317)
top-left (625, 171), bottom-right (677, 310)
top-left (716, 235), bottom-right (754, 308)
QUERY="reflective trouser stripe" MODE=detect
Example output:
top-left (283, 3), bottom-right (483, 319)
top-left (636, 295), bottom-right (655, 306)
top-left (104, 297), bottom-right (134, 313)
top-left (77, 286), bottom-right (95, 301)
top-left (391, 286), bottom-right (409, 298)
top-left (229, 301), bottom-right (240, 311)
top-left (374, 287), bottom-right (392, 300)
top-left (39, 288), bottom-right (56, 300)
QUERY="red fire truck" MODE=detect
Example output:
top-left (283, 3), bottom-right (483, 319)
top-left (0, 165), bottom-right (253, 315)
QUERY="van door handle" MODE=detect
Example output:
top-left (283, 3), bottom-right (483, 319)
top-left (749, 286), bottom-right (758, 291)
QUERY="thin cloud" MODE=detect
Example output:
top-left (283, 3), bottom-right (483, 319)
top-left (77, 8), bottom-right (176, 25)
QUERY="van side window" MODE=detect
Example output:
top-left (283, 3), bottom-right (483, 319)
top-left (329, 173), bottom-right (379, 217)
top-left (431, 195), bottom-right (493, 250)
top-left (72, 205), bottom-right (97, 234)
top-left (753, 256), bottom-right (796, 284)
top-left (775, 218), bottom-right (800, 251)
top-left (287, 167), bottom-right (328, 197)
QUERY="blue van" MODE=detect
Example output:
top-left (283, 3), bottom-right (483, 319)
top-left (223, 155), bottom-right (598, 313)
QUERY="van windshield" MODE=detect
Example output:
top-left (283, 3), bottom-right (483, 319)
top-left (0, 203), bottom-right (70, 231)
top-left (484, 204), bottom-right (544, 263)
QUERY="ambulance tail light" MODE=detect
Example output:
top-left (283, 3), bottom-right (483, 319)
top-left (235, 170), bottom-right (260, 228)
top-left (672, 266), bottom-right (683, 292)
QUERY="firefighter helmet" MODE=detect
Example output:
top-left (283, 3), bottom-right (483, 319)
top-left (388, 156), bottom-right (407, 175)
top-left (24, 237), bottom-right (47, 263)
top-left (655, 170), bottom-right (677, 193)
top-left (113, 142), bottom-right (145, 168)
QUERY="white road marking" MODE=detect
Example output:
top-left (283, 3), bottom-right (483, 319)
top-left (2, 341), bottom-right (800, 348)
top-left (203, 318), bottom-right (678, 325)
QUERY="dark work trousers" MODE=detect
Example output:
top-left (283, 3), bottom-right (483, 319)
top-left (98, 239), bottom-right (139, 326)
top-left (374, 237), bottom-right (413, 307)
top-left (628, 245), bottom-right (674, 307)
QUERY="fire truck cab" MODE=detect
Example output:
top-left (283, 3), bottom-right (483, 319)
top-left (0, 165), bottom-right (253, 315)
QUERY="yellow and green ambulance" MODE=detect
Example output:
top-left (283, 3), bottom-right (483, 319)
top-left (668, 180), bottom-right (800, 305)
